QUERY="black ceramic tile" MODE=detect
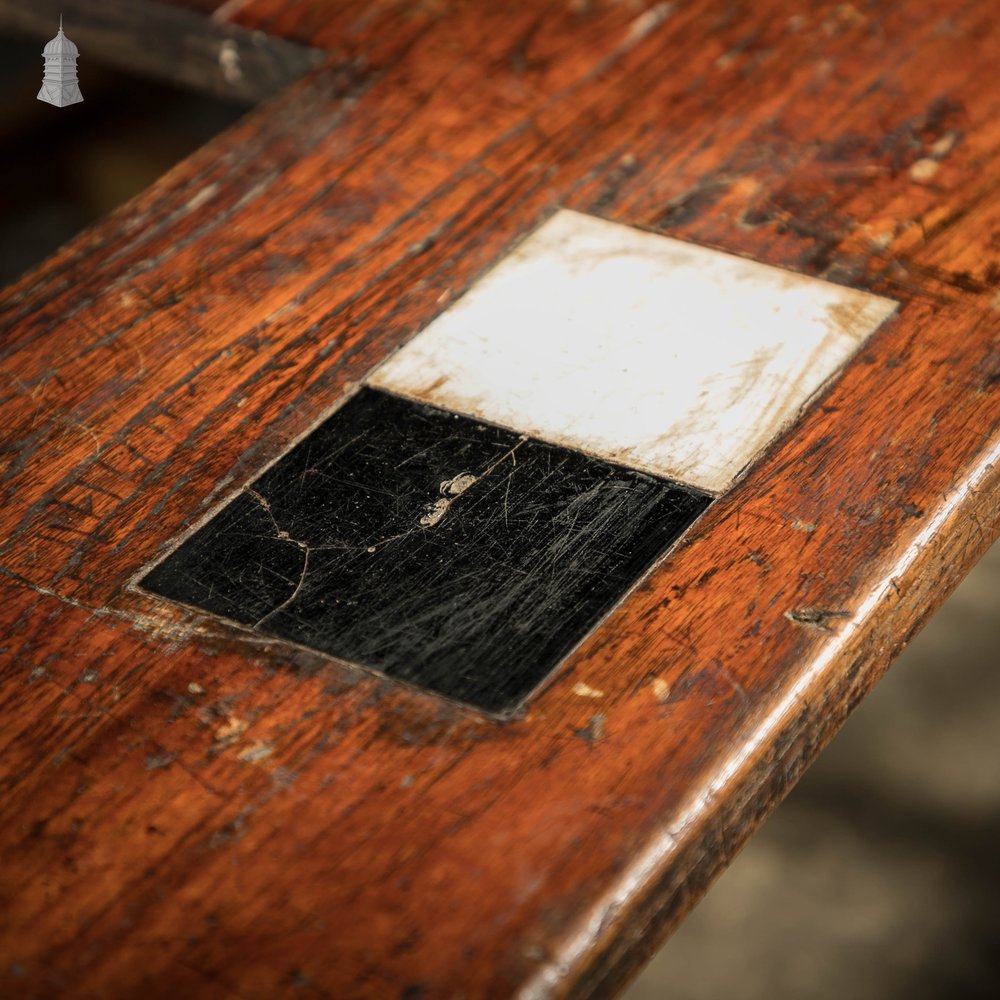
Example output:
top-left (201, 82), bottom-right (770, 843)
top-left (139, 388), bottom-right (711, 714)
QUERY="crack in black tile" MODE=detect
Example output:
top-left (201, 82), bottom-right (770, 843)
top-left (139, 388), bottom-right (711, 714)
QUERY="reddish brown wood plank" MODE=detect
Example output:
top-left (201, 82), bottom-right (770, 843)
top-left (2, 2), bottom-right (1000, 997)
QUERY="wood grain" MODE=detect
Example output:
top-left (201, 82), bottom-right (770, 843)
top-left (1, 1), bottom-right (999, 997)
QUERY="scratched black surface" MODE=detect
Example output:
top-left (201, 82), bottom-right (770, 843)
top-left (139, 388), bottom-right (711, 713)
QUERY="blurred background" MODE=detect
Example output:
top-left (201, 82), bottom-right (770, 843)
top-left (0, 31), bottom-right (246, 286)
top-left (2, 20), bottom-right (998, 1000)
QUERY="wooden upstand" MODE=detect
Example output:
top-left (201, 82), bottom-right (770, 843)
top-left (2, 1), bottom-right (998, 997)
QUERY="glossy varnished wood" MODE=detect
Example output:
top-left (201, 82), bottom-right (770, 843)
top-left (2, 1), bottom-right (999, 998)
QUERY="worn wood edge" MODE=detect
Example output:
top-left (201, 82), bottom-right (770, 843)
top-left (0, 0), bottom-right (326, 103)
top-left (526, 432), bottom-right (1000, 999)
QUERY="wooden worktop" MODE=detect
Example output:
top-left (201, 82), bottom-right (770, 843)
top-left (2, 1), bottom-right (999, 997)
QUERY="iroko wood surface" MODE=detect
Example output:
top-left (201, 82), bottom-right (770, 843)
top-left (2, 1), bottom-right (1000, 997)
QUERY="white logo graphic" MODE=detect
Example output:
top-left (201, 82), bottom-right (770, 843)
top-left (38, 16), bottom-right (83, 108)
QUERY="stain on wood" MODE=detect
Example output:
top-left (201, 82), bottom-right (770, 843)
top-left (1, 1), bottom-right (1000, 998)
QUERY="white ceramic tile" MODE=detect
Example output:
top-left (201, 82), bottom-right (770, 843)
top-left (369, 210), bottom-right (897, 493)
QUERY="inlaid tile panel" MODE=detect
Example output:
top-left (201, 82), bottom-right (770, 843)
top-left (370, 209), bottom-right (898, 493)
top-left (139, 388), bottom-right (710, 713)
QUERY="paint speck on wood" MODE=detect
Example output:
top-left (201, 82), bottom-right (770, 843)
top-left (237, 741), bottom-right (274, 764)
top-left (790, 518), bottom-right (818, 533)
top-left (214, 716), bottom-right (248, 743)
top-left (651, 677), bottom-right (671, 702)
top-left (910, 157), bottom-right (940, 182)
